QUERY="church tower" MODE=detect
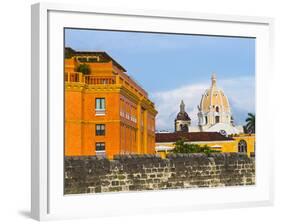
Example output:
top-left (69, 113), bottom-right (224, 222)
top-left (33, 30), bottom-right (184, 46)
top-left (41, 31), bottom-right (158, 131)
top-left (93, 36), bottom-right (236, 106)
top-left (175, 100), bottom-right (191, 132)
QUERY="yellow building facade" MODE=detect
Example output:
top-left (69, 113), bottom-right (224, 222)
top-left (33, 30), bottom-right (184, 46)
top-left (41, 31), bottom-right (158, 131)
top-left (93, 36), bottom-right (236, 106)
top-left (156, 132), bottom-right (255, 158)
top-left (64, 48), bottom-right (157, 159)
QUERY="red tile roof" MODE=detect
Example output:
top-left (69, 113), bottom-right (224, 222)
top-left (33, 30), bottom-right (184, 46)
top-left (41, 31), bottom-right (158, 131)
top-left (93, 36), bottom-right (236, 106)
top-left (156, 132), bottom-right (234, 143)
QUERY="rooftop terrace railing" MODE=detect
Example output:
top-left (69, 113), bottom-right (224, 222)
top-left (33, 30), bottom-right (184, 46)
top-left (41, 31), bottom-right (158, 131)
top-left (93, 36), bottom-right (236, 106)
top-left (64, 72), bottom-right (154, 107)
top-left (64, 72), bottom-right (116, 85)
top-left (84, 75), bottom-right (116, 85)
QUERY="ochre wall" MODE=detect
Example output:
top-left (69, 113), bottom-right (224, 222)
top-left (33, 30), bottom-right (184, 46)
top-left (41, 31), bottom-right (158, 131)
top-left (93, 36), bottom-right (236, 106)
top-left (65, 90), bottom-right (83, 156)
top-left (156, 134), bottom-right (255, 158)
top-left (233, 134), bottom-right (255, 157)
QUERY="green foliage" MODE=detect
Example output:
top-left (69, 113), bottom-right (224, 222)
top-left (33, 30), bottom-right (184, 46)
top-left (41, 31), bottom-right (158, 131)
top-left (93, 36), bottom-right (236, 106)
top-left (245, 113), bottom-right (255, 134)
top-left (64, 48), bottom-right (74, 59)
top-left (173, 138), bottom-right (221, 156)
top-left (76, 63), bottom-right (91, 75)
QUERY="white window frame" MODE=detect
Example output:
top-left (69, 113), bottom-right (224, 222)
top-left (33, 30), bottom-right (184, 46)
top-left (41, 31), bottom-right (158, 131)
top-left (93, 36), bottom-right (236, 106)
top-left (95, 98), bottom-right (106, 115)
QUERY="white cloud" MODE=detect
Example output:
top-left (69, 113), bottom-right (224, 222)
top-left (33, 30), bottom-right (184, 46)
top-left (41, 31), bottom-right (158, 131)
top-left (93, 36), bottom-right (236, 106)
top-left (220, 77), bottom-right (255, 112)
top-left (151, 76), bottom-right (255, 131)
top-left (151, 83), bottom-right (208, 131)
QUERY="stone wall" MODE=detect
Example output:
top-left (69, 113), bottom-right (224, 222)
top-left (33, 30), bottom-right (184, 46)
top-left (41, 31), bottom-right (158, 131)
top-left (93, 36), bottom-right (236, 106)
top-left (64, 153), bottom-right (255, 194)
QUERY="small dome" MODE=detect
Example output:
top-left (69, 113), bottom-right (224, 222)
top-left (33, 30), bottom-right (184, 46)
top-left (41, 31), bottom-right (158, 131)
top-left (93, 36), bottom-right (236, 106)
top-left (176, 111), bottom-right (191, 121)
top-left (199, 74), bottom-right (230, 113)
top-left (176, 100), bottom-right (191, 121)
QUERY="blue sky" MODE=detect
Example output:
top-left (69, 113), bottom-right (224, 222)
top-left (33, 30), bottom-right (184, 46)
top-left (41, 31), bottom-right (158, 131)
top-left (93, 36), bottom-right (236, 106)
top-left (65, 28), bottom-right (255, 131)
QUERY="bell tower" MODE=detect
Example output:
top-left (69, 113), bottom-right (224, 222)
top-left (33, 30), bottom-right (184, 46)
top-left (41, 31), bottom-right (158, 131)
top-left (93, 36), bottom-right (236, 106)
top-left (175, 100), bottom-right (191, 132)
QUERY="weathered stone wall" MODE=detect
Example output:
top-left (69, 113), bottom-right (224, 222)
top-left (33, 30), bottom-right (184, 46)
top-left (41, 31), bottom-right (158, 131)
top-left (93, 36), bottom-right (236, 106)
top-left (64, 153), bottom-right (255, 194)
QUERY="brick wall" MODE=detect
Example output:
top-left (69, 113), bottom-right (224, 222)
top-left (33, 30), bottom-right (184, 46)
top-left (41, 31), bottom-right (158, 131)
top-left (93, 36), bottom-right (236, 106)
top-left (64, 153), bottom-right (255, 194)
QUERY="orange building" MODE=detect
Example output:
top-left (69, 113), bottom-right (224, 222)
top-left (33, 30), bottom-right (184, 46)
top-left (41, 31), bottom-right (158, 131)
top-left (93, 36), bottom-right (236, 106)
top-left (64, 47), bottom-right (157, 159)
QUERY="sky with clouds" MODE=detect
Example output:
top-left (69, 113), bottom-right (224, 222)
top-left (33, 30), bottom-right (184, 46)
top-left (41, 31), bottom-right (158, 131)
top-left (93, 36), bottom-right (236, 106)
top-left (65, 28), bottom-right (255, 131)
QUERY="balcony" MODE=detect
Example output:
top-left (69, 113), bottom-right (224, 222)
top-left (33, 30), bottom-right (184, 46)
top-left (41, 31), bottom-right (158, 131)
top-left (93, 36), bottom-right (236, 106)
top-left (64, 72), bottom-right (116, 85)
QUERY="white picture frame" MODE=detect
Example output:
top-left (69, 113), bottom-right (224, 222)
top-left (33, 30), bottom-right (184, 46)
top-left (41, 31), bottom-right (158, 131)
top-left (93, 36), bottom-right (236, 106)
top-left (31, 2), bottom-right (274, 221)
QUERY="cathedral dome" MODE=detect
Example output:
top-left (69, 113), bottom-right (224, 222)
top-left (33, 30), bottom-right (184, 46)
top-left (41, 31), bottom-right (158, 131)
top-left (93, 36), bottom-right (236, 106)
top-left (199, 74), bottom-right (230, 114)
top-left (194, 73), bottom-right (243, 135)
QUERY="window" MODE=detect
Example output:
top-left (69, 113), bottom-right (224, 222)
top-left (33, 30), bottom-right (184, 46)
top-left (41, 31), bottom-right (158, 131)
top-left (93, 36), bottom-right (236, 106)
top-left (96, 124), bottom-right (105, 136)
top-left (215, 116), bottom-right (220, 123)
top-left (95, 98), bottom-right (105, 115)
top-left (181, 124), bottom-right (188, 132)
top-left (96, 142), bottom-right (105, 151)
top-left (238, 140), bottom-right (247, 153)
top-left (205, 116), bottom-right (208, 124)
top-left (216, 106), bottom-right (219, 112)
top-left (96, 98), bottom-right (105, 110)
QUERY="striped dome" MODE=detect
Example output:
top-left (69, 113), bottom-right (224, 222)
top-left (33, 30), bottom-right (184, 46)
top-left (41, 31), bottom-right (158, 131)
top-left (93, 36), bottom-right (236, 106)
top-left (199, 74), bottom-right (230, 114)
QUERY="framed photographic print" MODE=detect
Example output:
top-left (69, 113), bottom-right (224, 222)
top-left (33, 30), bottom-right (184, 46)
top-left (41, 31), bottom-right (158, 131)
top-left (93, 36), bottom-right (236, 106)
top-left (31, 2), bottom-right (274, 221)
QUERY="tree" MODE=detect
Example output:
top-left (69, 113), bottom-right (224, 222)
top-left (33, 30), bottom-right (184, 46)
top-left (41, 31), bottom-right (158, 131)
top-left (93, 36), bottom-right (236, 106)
top-left (245, 113), bottom-right (255, 134)
top-left (173, 138), bottom-right (220, 156)
top-left (76, 63), bottom-right (91, 75)
top-left (64, 48), bottom-right (74, 59)
top-left (173, 138), bottom-right (188, 153)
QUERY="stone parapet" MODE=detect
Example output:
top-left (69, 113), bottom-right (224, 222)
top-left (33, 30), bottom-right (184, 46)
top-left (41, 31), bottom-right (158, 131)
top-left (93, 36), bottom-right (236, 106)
top-left (64, 153), bottom-right (255, 194)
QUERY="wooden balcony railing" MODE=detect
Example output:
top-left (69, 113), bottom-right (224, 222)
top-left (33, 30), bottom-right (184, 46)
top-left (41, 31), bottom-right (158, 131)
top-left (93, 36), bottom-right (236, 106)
top-left (64, 72), bottom-right (116, 85)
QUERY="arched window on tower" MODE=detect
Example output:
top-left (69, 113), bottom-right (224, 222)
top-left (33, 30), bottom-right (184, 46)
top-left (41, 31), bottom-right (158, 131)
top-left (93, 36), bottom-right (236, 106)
top-left (180, 124), bottom-right (183, 131)
top-left (179, 124), bottom-right (189, 132)
top-left (182, 124), bottom-right (188, 132)
top-left (216, 106), bottom-right (219, 112)
top-left (215, 116), bottom-right (220, 123)
top-left (238, 140), bottom-right (247, 153)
